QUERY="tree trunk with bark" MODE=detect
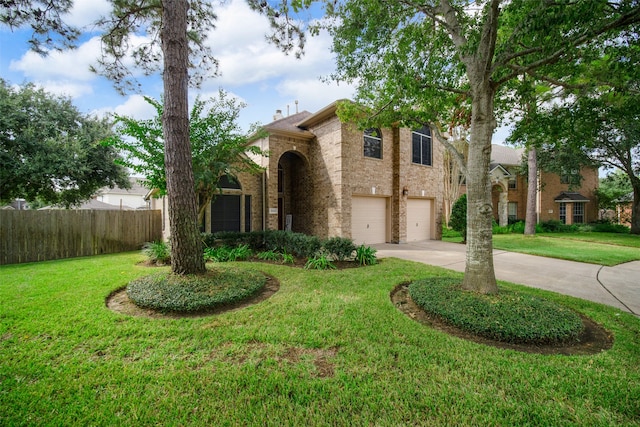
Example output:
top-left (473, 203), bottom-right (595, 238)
top-left (525, 147), bottom-right (537, 235)
top-left (631, 177), bottom-right (640, 235)
top-left (462, 81), bottom-right (499, 294)
top-left (161, 0), bottom-right (205, 275)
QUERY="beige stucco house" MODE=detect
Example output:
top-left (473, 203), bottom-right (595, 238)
top-left (152, 100), bottom-right (444, 244)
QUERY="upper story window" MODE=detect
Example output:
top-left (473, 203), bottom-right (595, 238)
top-left (508, 177), bottom-right (517, 189)
top-left (412, 126), bottom-right (432, 166)
top-left (364, 128), bottom-right (382, 159)
top-left (560, 167), bottom-right (581, 186)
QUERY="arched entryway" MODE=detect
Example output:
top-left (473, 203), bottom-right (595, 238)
top-left (277, 151), bottom-right (312, 234)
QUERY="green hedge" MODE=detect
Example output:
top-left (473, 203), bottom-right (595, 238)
top-left (408, 278), bottom-right (584, 345)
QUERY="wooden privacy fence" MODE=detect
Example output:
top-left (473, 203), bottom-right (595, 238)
top-left (0, 209), bottom-right (162, 265)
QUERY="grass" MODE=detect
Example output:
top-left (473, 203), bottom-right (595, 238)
top-left (444, 229), bottom-right (640, 265)
top-left (1, 253), bottom-right (640, 425)
top-left (492, 233), bottom-right (640, 266)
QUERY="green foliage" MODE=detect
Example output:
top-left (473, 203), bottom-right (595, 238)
top-left (323, 237), bottom-right (356, 261)
top-left (409, 278), bottom-right (584, 345)
top-left (142, 240), bottom-right (171, 265)
top-left (0, 79), bottom-right (130, 206)
top-left (257, 250), bottom-right (280, 261)
top-left (204, 245), bottom-right (252, 262)
top-left (304, 253), bottom-right (337, 270)
top-left (449, 194), bottom-right (467, 242)
top-left (538, 220), bottom-right (578, 233)
top-left (589, 221), bottom-right (630, 234)
top-left (104, 92), bottom-right (267, 221)
top-left (597, 170), bottom-right (633, 211)
top-left (281, 251), bottom-right (295, 264)
top-left (3, 254), bottom-right (639, 425)
top-left (127, 268), bottom-right (266, 313)
top-left (355, 245), bottom-right (377, 266)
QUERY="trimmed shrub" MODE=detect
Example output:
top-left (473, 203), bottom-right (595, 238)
top-left (538, 220), bottom-right (579, 233)
top-left (323, 237), bottom-right (356, 261)
top-left (408, 278), bottom-right (584, 345)
top-left (449, 194), bottom-right (467, 242)
top-left (590, 221), bottom-right (630, 234)
top-left (509, 221), bottom-right (526, 234)
top-left (127, 268), bottom-right (267, 313)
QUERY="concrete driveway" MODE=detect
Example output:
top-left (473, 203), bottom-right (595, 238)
top-left (373, 240), bottom-right (640, 317)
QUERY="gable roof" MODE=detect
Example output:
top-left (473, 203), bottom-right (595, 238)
top-left (491, 144), bottom-right (525, 168)
top-left (262, 111), bottom-right (315, 139)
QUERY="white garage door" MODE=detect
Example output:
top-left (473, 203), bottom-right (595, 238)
top-left (407, 199), bottom-right (432, 242)
top-left (351, 196), bottom-right (387, 245)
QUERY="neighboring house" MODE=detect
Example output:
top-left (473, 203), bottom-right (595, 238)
top-left (96, 177), bottom-right (150, 210)
top-left (484, 144), bottom-right (598, 226)
top-left (151, 100), bottom-right (444, 244)
top-left (39, 198), bottom-right (136, 210)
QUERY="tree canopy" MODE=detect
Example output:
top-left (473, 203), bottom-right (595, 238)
top-left (104, 91), bottom-right (266, 223)
top-left (0, 79), bottom-right (130, 207)
top-left (318, 0), bottom-right (640, 293)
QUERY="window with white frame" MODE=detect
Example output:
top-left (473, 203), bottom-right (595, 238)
top-left (559, 202), bottom-right (567, 224)
top-left (412, 126), bottom-right (432, 166)
top-left (363, 128), bottom-right (382, 159)
top-left (573, 202), bottom-right (584, 223)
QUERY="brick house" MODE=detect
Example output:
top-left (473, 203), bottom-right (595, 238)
top-left (151, 100), bottom-right (444, 244)
top-left (487, 144), bottom-right (598, 226)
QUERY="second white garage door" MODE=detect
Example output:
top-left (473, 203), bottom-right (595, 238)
top-left (351, 196), bottom-right (388, 245)
top-left (407, 198), bottom-right (432, 242)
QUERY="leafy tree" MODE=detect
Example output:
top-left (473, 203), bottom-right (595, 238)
top-left (2, 0), bottom-right (221, 274)
top-left (598, 171), bottom-right (633, 211)
top-left (104, 91), bottom-right (267, 224)
top-left (0, 79), bottom-right (129, 207)
top-left (510, 35), bottom-right (640, 234)
top-left (449, 194), bottom-right (467, 243)
top-left (313, 0), bottom-right (640, 294)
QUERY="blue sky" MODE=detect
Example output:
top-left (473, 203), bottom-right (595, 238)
top-left (0, 0), bottom-right (511, 141)
top-left (0, 0), bottom-right (357, 131)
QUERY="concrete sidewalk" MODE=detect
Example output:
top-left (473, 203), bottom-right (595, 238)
top-left (373, 240), bottom-right (640, 316)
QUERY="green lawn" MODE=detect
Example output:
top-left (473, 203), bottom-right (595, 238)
top-left (492, 233), bottom-right (640, 266)
top-left (444, 230), bottom-right (640, 265)
top-left (1, 253), bottom-right (639, 425)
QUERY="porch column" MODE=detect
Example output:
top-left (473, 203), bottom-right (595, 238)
top-left (498, 192), bottom-right (509, 227)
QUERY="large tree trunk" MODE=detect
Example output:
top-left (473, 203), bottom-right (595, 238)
top-left (161, 0), bottom-right (205, 275)
top-left (524, 147), bottom-right (537, 235)
top-left (462, 85), bottom-right (498, 294)
top-left (631, 178), bottom-right (640, 235)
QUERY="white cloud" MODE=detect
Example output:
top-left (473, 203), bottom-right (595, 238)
top-left (92, 94), bottom-right (158, 120)
top-left (38, 80), bottom-right (95, 99)
top-left (10, 37), bottom-right (102, 81)
top-left (65, 0), bottom-right (112, 28)
top-left (206, 0), bottom-right (339, 88)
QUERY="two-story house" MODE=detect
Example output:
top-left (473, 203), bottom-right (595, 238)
top-left (153, 100), bottom-right (444, 244)
top-left (488, 144), bottom-right (598, 226)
